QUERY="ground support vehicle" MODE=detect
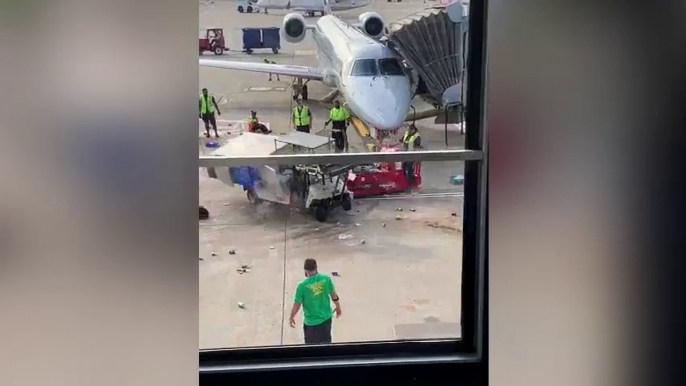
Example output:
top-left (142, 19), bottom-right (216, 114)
top-left (204, 131), bottom-right (353, 222)
top-left (346, 142), bottom-right (421, 198)
top-left (237, 0), bottom-right (259, 13)
top-left (242, 27), bottom-right (281, 54)
top-left (199, 28), bottom-right (227, 55)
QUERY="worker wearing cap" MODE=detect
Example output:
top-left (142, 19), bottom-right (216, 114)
top-left (292, 99), bottom-right (312, 133)
top-left (325, 100), bottom-right (351, 152)
top-left (199, 88), bottom-right (221, 138)
top-left (402, 124), bottom-right (422, 187)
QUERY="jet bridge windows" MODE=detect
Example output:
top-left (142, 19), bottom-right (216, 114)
top-left (378, 58), bottom-right (405, 76)
top-left (350, 59), bottom-right (378, 77)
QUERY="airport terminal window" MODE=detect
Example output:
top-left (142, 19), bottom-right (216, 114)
top-left (350, 59), bottom-right (378, 76)
top-left (199, 0), bottom-right (487, 379)
top-left (378, 58), bottom-right (404, 76)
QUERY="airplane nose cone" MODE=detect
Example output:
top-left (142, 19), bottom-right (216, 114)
top-left (347, 77), bottom-right (412, 130)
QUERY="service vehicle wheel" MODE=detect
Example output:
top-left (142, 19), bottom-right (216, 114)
top-left (272, 48), bottom-right (279, 54)
top-left (238, 6), bottom-right (244, 12)
top-left (213, 46), bottom-right (224, 55)
top-left (341, 193), bottom-right (352, 211)
top-left (247, 6), bottom-right (253, 13)
top-left (315, 205), bottom-right (329, 222)
top-left (247, 188), bottom-right (261, 205)
top-left (199, 206), bottom-right (209, 220)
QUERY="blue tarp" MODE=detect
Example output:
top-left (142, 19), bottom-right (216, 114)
top-left (229, 166), bottom-right (261, 188)
top-left (261, 27), bottom-right (280, 49)
top-left (242, 28), bottom-right (262, 49)
top-left (242, 27), bottom-right (280, 50)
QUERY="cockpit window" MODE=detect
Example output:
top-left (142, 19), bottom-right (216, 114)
top-left (378, 58), bottom-right (405, 76)
top-left (350, 59), bottom-right (378, 77)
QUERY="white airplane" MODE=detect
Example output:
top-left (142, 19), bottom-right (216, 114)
top-left (198, 8), bottom-right (413, 130)
top-left (256, 0), bottom-right (371, 16)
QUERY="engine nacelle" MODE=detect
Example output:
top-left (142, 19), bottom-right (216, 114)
top-left (282, 13), bottom-right (307, 44)
top-left (358, 12), bottom-right (385, 39)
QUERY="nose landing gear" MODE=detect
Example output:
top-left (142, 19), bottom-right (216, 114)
top-left (291, 78), bottom-right (309, 101)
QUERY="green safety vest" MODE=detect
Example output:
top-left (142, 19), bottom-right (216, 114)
top-left (200, 94), bottom-right (215, 114)
top-left (329, 107), bottom-right (349, 122)
top-left (247, 117), bottom-right (258, 124)
top-left (293, 106), bottom-right (310, 126)
top-left (403, 132), bottom-right (421, 150)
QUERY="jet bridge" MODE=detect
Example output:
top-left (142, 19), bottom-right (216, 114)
top-left (385, 1), bottom-right (469, 123)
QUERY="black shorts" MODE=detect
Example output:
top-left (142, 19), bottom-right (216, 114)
top-left (201, 113), bottom-right (217, 129)
top-left (303, 318), bottom-right (332, 344)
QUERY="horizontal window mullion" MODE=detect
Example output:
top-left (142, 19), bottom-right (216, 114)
top-left (199, 150), bottom-right (483, 168)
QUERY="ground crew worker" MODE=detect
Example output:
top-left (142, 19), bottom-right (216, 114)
top-left (263, 58), bottom-right (280, 81)
top-left (289, 258), bottom-right (342, 344)
top-left (292, 99), bottom-right (312, 133)
top-left (402, 124), bottom-right (422, 187)
top-left (199, 88), bottom-right (221, 138)
top-left (324, 100), bottom-right (351, 152)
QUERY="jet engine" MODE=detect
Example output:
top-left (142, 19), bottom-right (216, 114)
top-left (358, 12), bottom-right (385, 39)
top-left (282, 13), bottom-right (307, 44)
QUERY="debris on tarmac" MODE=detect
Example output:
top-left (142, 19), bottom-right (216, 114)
top-left (211, 251), bottom-right (217, 256)
top-left (338, 233), bottom-right (354, 240)
top-left (395, 215), bottom-right (402, 220)
top-left (332, 271), bottom-right (340, 277)
top-left (396, 207), bottom-right (403, 211)
top-left (228, 249), bottom-right (236, 255)
top-left (451, 212), bottom-right (457, 217)
top-left (237, 302), bottom-right (246, 309)
top-left (199, 257), bottom-right (204, 261)
top-left (355, 223), bottom-right (361, 226)
top-left (315, 228), bottom-right (320, 231)
top-left (269, 246), bottom-right (275, 250)
top-left (382, 223), bottom-right (387, 227)
top-left (409, 208), bottom-right (416, 212)
top-left (360, 239), bottom-right (366, 245)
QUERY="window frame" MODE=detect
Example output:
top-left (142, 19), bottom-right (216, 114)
top-left (378, 58), bottom-right (406, 76)
top-left (349, 58), bottom-right (379, 77)
top-left (200, 0), bottom-right (488, 375)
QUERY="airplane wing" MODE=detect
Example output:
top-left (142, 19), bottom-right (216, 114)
top-left (199, 59), bottom-right (326, 81)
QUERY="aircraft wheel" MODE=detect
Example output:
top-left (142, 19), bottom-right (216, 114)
top-left (247, 6), bottom-right (253, 13)
top-left (238, 6), bottom-right (244, 12)
top-left (315, 205), bottom-right (329, 222)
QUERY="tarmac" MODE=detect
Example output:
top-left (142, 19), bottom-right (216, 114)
top-left (199, 0), bottom-right (465, 349)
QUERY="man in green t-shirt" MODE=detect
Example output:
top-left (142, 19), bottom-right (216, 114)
top-left (289, 258), bottom-right (342, 344)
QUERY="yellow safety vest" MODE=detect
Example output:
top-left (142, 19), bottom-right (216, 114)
top-left (403, 132), bottom-right (421, 150)
top-left (293, 106), bottom-right (310, 126)
top-left (247, 117), bottom-right (258, 124)
top-left (200, 94), bottom-right (215, 114)
top-left (329, 107), bottom-right (349, 122)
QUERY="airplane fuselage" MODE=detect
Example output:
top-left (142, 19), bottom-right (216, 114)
top-left (310, 15), bottom-right (412, 130)
top-left (256, 0), bottom-right (369, 13)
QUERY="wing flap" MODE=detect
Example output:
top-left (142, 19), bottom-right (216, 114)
top-left (199, 59), bottom-right (325, 81)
